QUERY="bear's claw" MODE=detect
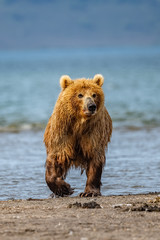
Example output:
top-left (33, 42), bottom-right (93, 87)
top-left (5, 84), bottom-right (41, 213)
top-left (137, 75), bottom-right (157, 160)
top-left (55, 187), bottom-right (74, 197)
top-left (79, 192), bottom-right (101, 197)
top-left (49, 180), bottom-right (74, 197)
top-left (58, 185), bottom-right (74, 197)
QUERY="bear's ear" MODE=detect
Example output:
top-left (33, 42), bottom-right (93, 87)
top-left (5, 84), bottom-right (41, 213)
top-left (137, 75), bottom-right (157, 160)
top-left (60, 75), bottom-right (73, 90)
top-left (93, 74), bottom-right (104, 87)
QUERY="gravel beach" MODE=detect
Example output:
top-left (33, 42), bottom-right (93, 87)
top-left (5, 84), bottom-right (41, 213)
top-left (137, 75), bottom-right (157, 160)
top-left (0, 193), bottom-right (160, 240)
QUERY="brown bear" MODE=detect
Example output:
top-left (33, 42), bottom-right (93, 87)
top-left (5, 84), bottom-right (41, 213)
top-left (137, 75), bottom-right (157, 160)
top-left (44, 74), bottom-right (112, 197)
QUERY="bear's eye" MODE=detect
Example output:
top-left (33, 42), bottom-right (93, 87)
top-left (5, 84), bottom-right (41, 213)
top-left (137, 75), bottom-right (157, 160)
top-left (92, 93), bottom-right (96, 98)
top-left (78, 94), bottom-right (83, 98)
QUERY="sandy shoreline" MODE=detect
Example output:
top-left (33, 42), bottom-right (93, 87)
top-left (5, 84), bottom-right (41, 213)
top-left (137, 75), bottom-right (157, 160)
top-left (0, 193), bottom-right (160, 240)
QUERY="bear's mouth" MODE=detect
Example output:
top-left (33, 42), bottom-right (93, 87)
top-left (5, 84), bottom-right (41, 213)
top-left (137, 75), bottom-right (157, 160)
top-left (83, 109), bottom-right (97, 117)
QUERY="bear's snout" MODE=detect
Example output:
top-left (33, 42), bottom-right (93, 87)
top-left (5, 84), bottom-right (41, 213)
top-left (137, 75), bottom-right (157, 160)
top-left (86, 97), bottom-right (97, 114)
top-left (88, 103), bottom-right (96, 113)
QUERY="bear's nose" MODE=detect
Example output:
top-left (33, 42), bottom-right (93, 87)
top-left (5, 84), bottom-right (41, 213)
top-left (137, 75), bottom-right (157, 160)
top-left (88, 103), bottom-right (96, 113)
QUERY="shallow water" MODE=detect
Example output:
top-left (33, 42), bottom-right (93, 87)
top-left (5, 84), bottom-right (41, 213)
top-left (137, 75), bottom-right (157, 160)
top-left (0, 46), bottom-right (160, 200)
top-left (0, 128), bottom-right (159, 200)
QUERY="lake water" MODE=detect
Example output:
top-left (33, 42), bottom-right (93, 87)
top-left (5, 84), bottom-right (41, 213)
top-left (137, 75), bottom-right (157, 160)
top-left (0, 47), bottom-right (160, 200)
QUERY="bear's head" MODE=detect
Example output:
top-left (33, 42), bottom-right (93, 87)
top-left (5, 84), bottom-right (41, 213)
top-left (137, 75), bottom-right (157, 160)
top-left (59, 74), bottom-right (105, 119)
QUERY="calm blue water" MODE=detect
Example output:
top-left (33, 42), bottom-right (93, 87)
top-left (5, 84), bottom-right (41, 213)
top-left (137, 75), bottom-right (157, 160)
top-left (0, 47), bottom-right (160, 200)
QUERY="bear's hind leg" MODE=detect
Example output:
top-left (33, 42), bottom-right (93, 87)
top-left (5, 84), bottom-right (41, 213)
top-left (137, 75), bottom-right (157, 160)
top-left (45, 154), bottom-right (74, 197)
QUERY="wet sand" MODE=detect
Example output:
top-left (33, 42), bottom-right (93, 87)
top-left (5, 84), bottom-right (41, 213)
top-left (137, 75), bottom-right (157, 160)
top-left (0, 193), bottom-right (160, 240)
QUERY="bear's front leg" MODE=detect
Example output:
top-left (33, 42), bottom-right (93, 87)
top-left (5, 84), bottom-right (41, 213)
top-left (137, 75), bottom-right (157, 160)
top-left (45, 153), bottom-right (74, 197)
top-left (79, 161), bottom-right (103, 197)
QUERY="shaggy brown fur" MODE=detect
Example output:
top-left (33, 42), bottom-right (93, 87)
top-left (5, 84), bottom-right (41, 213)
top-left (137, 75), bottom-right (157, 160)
top-left (44, 74), bottom-right (112, 197)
